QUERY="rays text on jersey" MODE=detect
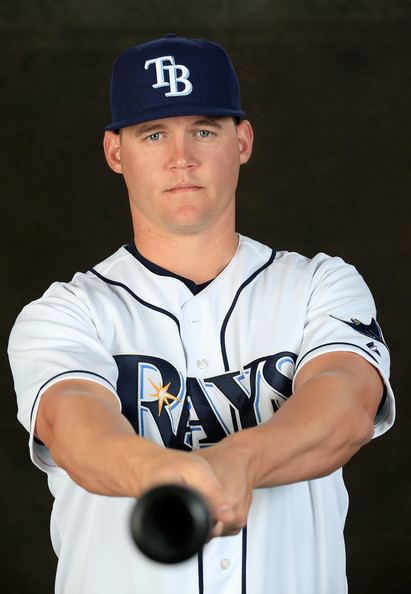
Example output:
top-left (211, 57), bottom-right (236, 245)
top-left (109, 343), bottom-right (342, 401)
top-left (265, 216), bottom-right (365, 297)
top-left (114, 351), bottom-right (297, 450)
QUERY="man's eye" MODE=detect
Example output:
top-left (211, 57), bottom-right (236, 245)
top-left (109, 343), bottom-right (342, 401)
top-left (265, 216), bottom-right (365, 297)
top-left (197, 130), bottom-right (212, 138)
top-left (147, 132), bottom-right (162, 141)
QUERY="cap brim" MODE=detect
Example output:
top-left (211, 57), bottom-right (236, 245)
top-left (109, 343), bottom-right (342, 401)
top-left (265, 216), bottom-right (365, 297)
top-left (105, 104), bottom-right (246, 131)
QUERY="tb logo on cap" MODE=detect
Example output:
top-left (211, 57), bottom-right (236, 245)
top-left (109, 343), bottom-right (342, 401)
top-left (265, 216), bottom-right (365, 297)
top-left (144, 55), bottom-right (193, 97)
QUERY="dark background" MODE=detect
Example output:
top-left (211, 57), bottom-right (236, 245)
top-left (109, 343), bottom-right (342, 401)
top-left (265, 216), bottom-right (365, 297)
top-left (1, 1), bottom-right (410, 592)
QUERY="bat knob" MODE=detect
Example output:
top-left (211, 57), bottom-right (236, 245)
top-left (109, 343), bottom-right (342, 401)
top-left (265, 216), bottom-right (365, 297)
top-left (130, 484), bottom-right (211, 564)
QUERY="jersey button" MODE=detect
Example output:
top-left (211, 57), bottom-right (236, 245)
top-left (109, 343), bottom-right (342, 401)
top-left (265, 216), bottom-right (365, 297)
top-left (196, 358), bottom-right (208, 369)
top-left (220, 558), bottom-right (231, 570)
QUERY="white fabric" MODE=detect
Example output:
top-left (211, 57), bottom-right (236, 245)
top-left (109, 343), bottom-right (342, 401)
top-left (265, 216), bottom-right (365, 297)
top-left (8, 235), bottom-right (395, 594)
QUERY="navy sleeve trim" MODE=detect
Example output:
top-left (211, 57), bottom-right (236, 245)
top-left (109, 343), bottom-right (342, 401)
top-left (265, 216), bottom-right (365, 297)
top-left (89, 268), bottom-right (181, 331)
top-left (296, 341), bottom-right (380, 371)
top-left (220, 249), bottom-right (276, 371)
top-left (29, 369), bottom-right (117, 438)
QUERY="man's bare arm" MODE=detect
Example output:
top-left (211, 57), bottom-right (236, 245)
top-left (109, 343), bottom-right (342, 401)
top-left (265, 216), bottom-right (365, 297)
top-left (36, 352), bottom-right (383, 538)
top-left (35, 380), bottom-right (234, 530)
top-left (198, 351), bottom-right (384, 533)
top-left (253, 351), bottom-right (383, 486)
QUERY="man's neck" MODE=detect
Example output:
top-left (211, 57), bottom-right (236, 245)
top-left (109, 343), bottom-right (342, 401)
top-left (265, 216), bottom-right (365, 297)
top-left (133, 227), bottom-right (239, 284)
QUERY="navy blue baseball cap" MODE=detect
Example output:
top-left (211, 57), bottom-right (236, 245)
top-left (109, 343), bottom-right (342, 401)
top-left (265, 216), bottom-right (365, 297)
top-left (106, 34), bottom-right (245, 131)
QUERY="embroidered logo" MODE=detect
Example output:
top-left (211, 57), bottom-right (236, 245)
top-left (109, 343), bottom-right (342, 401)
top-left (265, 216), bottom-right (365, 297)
top-left (330, 316), bottom-right (387, 349)
top-left (144, 55), bottom-right (193, 97)
top-left (148, 377), bottom-right (181, 416)
top-left (366, 341), bottom-right (381, 356)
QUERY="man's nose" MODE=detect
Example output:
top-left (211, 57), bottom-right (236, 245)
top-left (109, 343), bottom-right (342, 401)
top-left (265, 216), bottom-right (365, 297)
top-left (168, 136), bottom-right (198, 170)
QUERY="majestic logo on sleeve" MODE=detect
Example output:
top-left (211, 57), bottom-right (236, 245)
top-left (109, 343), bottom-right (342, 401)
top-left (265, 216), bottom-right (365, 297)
top-left (114, 352), bottom-right (296, 450)
top-left (144, 56), bottom-right (193, 97)
top-left (330, 315), bottom-right (387, 355)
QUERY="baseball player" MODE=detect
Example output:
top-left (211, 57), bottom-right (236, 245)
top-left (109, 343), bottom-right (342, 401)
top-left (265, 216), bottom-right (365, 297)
top-left (8, 34), bottom-right (394, 594)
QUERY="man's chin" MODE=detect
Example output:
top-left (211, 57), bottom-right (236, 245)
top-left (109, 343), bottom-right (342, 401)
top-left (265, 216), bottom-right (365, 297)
top-left (166, 208), bottom-right (213, 235)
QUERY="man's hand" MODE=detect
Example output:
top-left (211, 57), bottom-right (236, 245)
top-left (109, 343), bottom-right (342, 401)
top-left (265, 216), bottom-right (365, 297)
top-left (195, 440), bottom-right (256, 537)
top-left (133, 444), bottom-right (238, 530)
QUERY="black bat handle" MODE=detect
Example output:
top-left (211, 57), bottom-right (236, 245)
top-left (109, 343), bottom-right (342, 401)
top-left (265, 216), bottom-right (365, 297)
top-left (130, 484), bottom-right (212, 563)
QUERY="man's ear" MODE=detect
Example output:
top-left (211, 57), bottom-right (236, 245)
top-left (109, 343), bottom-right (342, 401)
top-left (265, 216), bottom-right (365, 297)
top-left (237, 120), bottom-right (254, 165)
top-left (103, 131), bottom-right (123, 174)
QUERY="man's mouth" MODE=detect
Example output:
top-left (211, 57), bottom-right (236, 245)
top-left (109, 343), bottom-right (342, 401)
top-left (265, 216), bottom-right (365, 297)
top-left (166, 183), bottom-right (203, 193)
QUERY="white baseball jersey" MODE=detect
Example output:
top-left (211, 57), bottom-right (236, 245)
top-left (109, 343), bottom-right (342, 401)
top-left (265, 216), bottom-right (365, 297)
top-left (8, 234), bottom-right (395, 594)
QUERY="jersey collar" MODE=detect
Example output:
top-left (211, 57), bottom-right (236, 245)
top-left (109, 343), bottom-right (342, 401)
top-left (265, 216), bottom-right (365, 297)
top-left (125, 242), bottom-right (214, 295)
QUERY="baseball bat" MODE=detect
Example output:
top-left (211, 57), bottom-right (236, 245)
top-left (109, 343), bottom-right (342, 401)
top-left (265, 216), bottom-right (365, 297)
top-left (130, 484), bottom-right (212, 564)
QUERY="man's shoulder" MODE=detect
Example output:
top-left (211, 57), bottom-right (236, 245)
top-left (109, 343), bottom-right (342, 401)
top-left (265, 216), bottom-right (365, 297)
top-left (240, 234), bottom-right (347, 275)
top-left (90, 244), bottom-right (135, 277)
top-left (23, 245), bottom-right (135, 307)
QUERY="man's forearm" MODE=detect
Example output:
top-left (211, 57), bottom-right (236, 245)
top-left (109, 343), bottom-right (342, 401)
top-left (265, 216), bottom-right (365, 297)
top-left (228, 373), bottom-right (374, 488)
top-left (35, 379), bottom-right (235, 532)
top-left (210, 353), bottom-right (383, 489)
top-left (36, 380), bottom-right (160, 496)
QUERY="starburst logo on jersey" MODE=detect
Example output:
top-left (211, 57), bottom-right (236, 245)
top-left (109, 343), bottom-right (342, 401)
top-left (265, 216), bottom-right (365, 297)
top-left (148, 377), bottom-right (181, 415)
top-left (330, 315), bottom-right (387, 348)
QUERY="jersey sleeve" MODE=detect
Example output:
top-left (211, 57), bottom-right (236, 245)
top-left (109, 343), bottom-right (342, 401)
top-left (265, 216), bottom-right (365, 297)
top-left (293, 254), bottom-right (395, 438)
top-left (8, 279), bottom-right (121, 473)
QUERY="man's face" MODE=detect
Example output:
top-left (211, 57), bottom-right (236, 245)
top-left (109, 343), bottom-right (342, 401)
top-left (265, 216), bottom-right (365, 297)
top-left (104, 115), bottom-right (253, 237)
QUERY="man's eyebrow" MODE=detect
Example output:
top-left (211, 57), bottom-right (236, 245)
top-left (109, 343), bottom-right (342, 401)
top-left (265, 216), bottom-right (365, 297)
top-left (192, 117), bottom-right (224, 128)
top-left (133, 116), bottom-right (224, 136)
top-left (134, 121), bottom-right (167, 136)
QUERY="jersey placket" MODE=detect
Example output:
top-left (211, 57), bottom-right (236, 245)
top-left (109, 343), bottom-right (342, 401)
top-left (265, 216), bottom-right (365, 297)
top-left (180, 291), bottom-right (246, 594)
